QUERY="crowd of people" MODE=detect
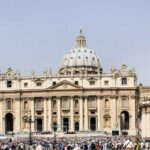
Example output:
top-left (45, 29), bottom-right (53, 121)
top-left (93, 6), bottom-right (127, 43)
top-left (0, 135), bottom-right (150, 150)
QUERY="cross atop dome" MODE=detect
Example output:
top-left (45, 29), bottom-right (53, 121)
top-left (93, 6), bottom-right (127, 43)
top-left (76, 29), bottom-right (87, 48)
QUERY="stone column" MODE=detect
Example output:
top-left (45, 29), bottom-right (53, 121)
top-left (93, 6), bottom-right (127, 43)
top-left (84, 96), bottom-right (88, 131)
top-left (79, 97), bottom-right (83, 131)
top-left (44, 97), bottom-right (48, 131)
top-left (100, 96), bottom-right (103, 130)
top-left (15, 98), bottom-right (21, 132)
top-left (70, 97), bottom-right (74, 131)
top-left (30, 98), bottom-right (35, 132)
top-left (0, 99), bottom-right (3, 133)
top-left (111, 96), bottom-right (117, 129)
top-left (130, 95), bottom-right (136, 135)
top-left (48, 97), bottom-right (52, 131)
top-left (57, 97), bottom-right (61, 131)
top-left (97, 96), bottom-right (101, 131)
top-left (141, 111), bottom-right (146, 137)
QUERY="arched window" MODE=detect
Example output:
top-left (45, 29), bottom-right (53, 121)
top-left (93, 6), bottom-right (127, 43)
top-left (88, 97), bottom-right (96, 108)
top-left (105, 99), bottom-right (109, 108)
top-left (62, 97), bottom-right (69, 108)
top-left (6, 99), bottom-right (12, 110)
top-left (122, 97), bottom-right (128, 108)
top-left (52, 100), bottom-right (57, 109)
top-left (75, 100), bottom-right (79, 108)
top-left (24, 101), bottom-right (28, 110)
top-left (35, 99), bottom-right (43, 109)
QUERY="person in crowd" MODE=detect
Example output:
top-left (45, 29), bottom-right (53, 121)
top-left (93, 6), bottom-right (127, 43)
top-left (123, 138), bottom-right (134, 150)
top-left (145, 140), bottom-right (150, 150)
top-left (36, 143), bottom-right (43, 150)
top-left (133, 138), bottom-right (140, 150)
top-left (140, 140), bottom-right (145, 150)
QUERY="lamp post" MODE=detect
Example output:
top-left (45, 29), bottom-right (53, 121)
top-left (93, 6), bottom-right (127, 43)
top-left (29, 116), bottom-right (33, 145)
top-left (51, 123), bottom-right (58, 149)
top-left (24, 114), bottom-right (35, 145)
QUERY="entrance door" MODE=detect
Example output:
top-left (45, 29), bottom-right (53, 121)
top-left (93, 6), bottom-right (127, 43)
top-left (90, 117), bottom-right (96, 131)
top-left (5, 113), bottom-right (13, 133)
top-left (63, 118), bottom-right (69, 133)
top-left (120, 111), bottom-right (129, 130)
top-left (37, 118), bottom-right (42, 132)
top-left (75, 122), bottom-right (79, 131)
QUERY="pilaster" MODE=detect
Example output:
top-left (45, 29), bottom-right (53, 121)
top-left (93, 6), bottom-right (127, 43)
top-left (30, 98), bottom-right (35, 132)
top-left (84, 96), bottom-right (88, 130)
top-left (57, 97), bottom-right (61, 131)
top-left (70, 97), bottom-right (74, 131)
top-left (111, 96), bottom-right (118, 129)
top-left (0, 98), bottom-right (3, 133)
top-left (44, 97), bottom-right (48, 131)
top-left (97, 96), bottom-right (101, 131)
top-left (15, 97), bottom-right (21, 132)
top-left (48, 97), bottom-right (52, 131)
top-left (130, 95), bottom-right (136, 134)
top-left (79, 97), bottom-right (83, 131)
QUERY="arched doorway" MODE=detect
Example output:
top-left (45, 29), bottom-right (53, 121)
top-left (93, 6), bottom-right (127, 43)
top-left (75, 122), bottom-right (79, 131)
top-left (5, 113), bottom-right (13, 133)
top-left (63, 118), bottom-right (69, 133)
top-left (90, 117), bottom-right (96, 131)
top-left (120, 111), bottom-right (129, 131)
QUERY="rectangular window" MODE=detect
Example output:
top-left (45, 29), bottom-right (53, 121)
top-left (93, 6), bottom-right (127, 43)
top-left (104, 80), bottom-right (109, 86)
top-left (91, 111), bottom-right (95, 114)
top-left (53, 112), bottom-right (57, 115)
top-left (53, 82), bottom-right (56, 86)
top-left (90, 81), bottom-right (95, 85)
top-left (24, 82), bottom-right (28, 87)
top-left (122, 78), bottom-right (127, 85)
top-left (75, 81), bottom-right (78, 85)
top-left (7, 81), bottom-right (12, 88)
top-left (36, 82), bottom-right (42, 86)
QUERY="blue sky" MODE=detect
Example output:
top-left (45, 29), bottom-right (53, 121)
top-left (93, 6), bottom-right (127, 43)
top-left (0, 0), bottom-right (150, 85)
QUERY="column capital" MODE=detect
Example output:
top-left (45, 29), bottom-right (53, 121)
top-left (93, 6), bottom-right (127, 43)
top-left (30, 97), bottom-right (35, 101)
top-left (47, 97), bottom-right (52, 100)
top-left (21, 97), bottom-right (34, 101)
top-left (70, 96), bottom-right (74, 100)
top-left (43, 97), bottom-right (49, 100)
top-left (97, 96), bottom-right (103, 99)
top-left (110, 95), bottom-right (118, 99)
top-left (15, 97), bottom-right (21, 101)
top-left (83, 96), bottom-right (88, 100)
top-left (73, 95), bottom-right (80, 99)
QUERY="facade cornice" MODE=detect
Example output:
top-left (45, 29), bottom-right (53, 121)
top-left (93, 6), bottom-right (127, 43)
top-left (0, 86), bottom-right (138, 93)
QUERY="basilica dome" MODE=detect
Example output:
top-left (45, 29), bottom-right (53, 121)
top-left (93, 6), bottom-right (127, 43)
top-left (59, 30), bottom-right (102, 75)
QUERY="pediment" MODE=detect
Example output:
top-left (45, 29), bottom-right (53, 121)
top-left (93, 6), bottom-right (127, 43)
top-left (47, 80), bottom-right (83, 90)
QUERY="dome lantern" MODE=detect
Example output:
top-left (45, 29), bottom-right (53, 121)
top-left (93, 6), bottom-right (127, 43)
top-left (76, 29), bottom-right (87, 48)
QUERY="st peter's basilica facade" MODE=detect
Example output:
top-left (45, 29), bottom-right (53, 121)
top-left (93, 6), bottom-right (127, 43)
top-left (0, 30), bottom-right (149, 137)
